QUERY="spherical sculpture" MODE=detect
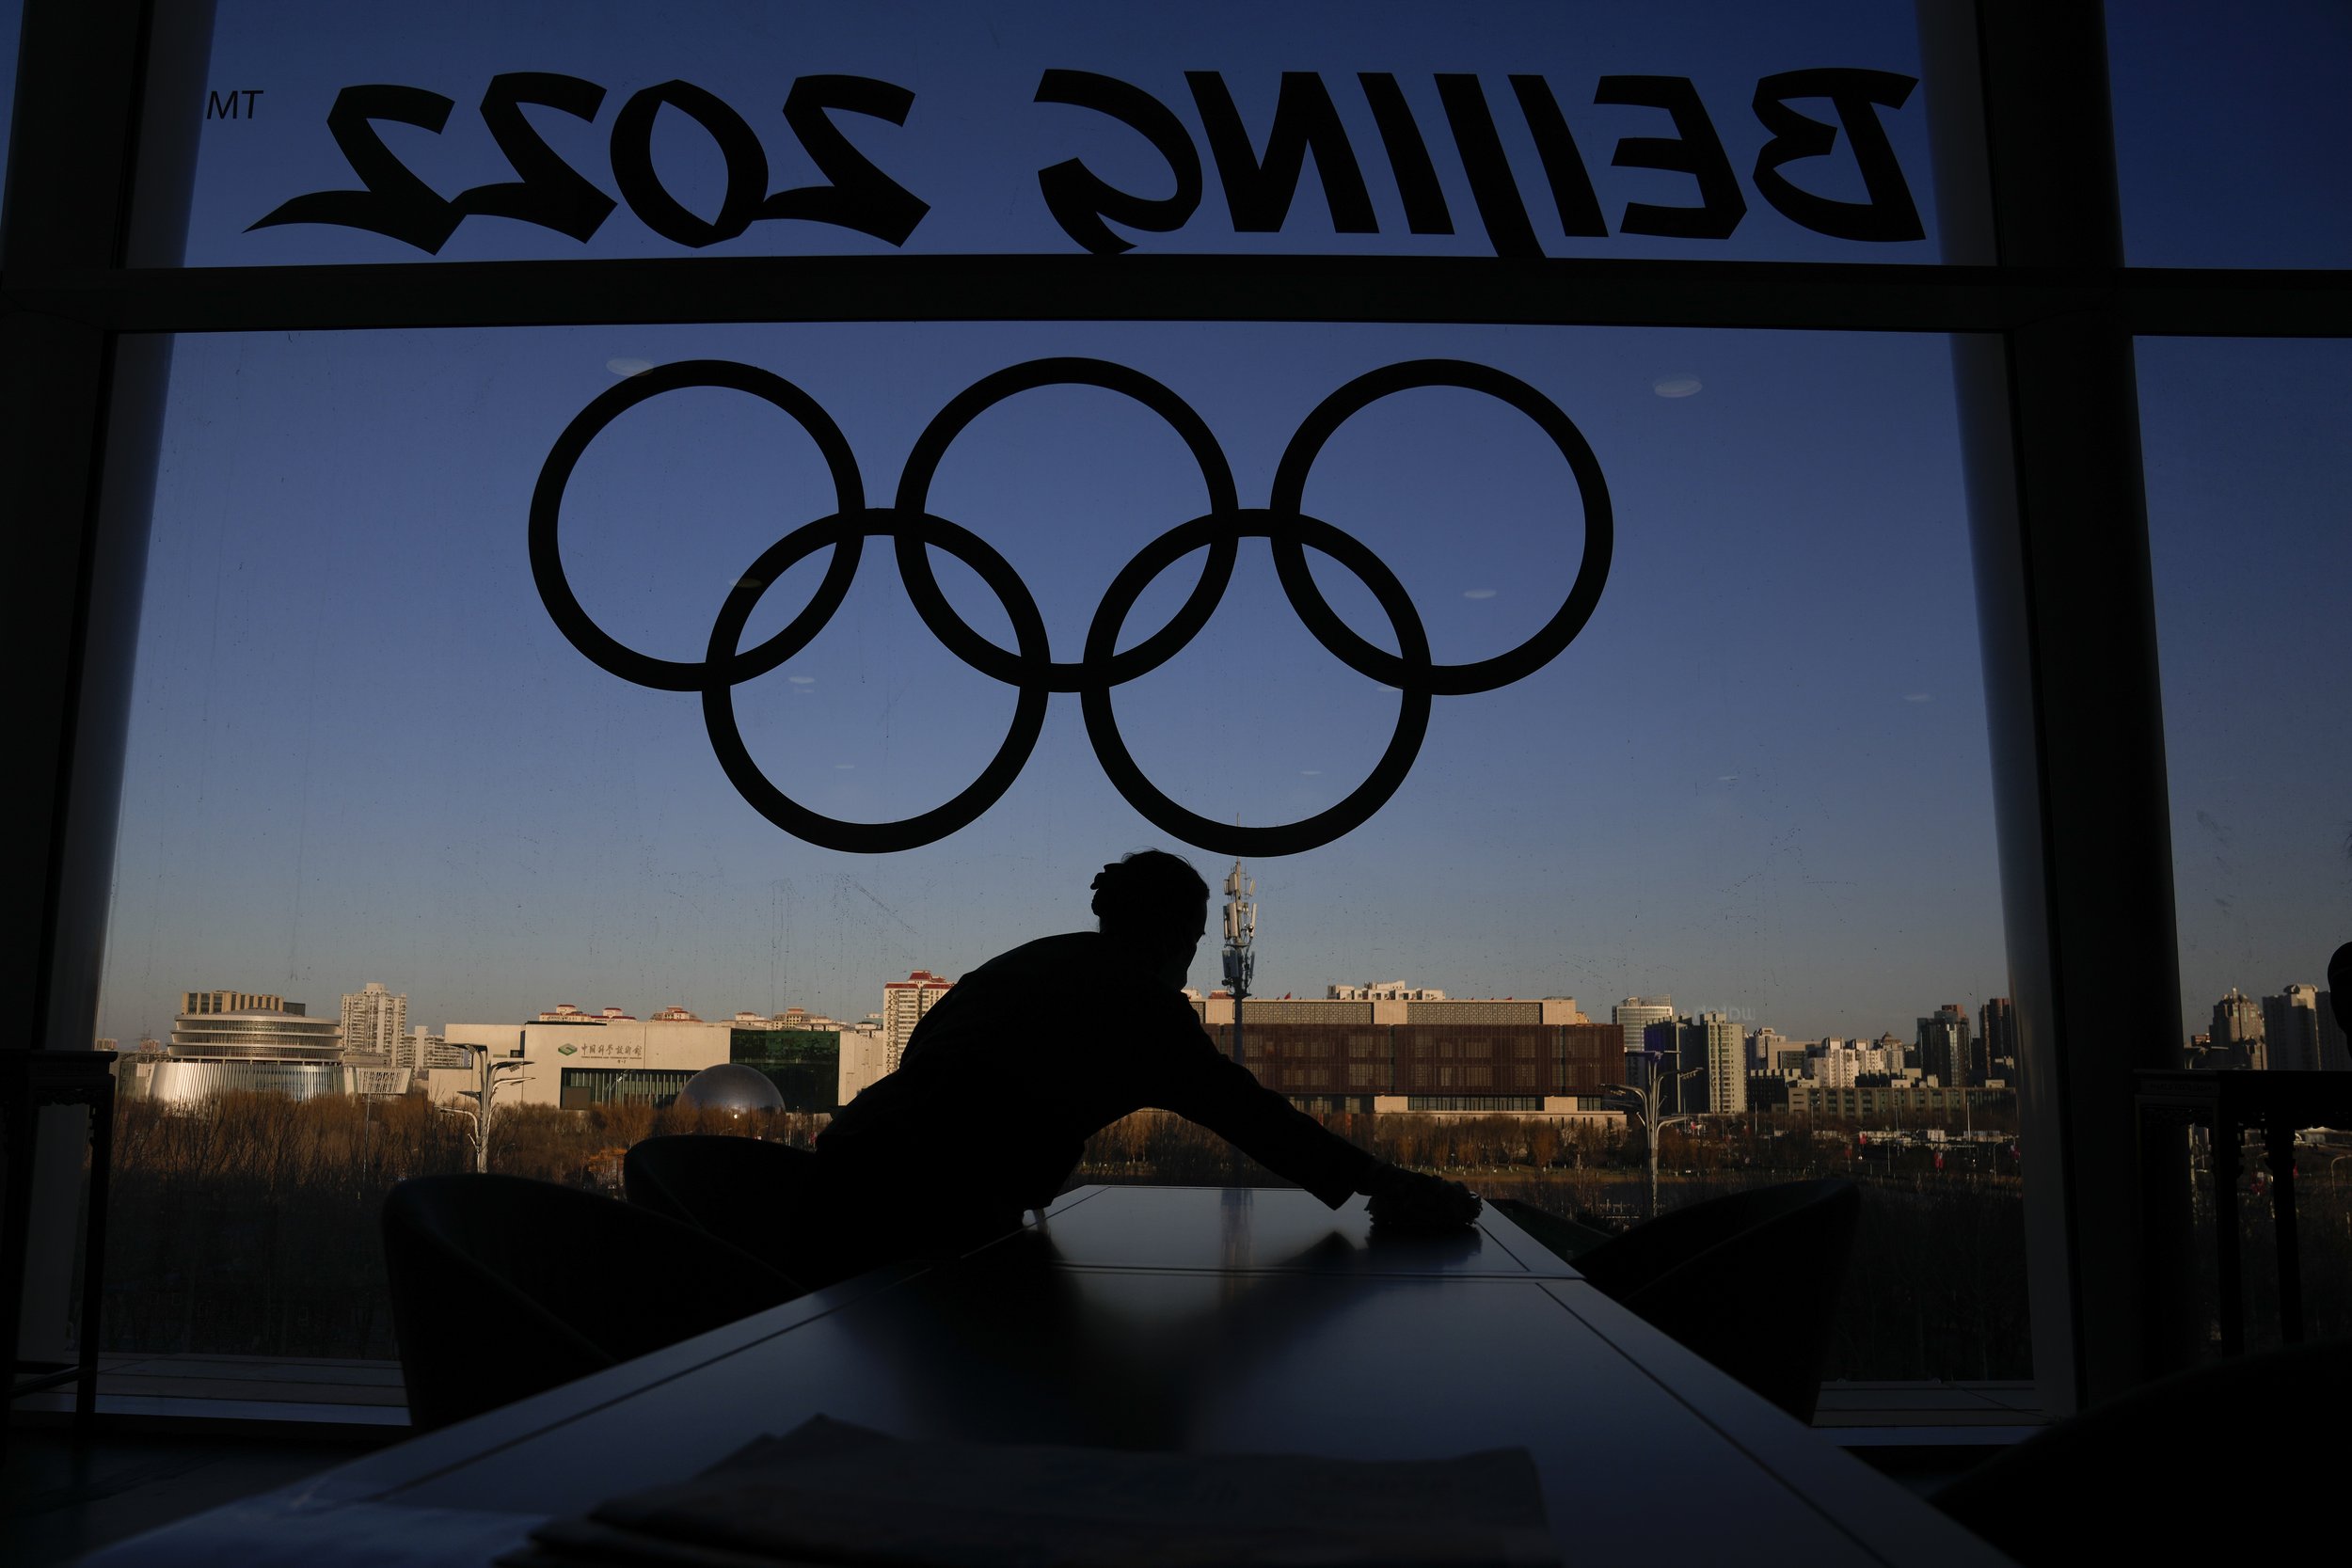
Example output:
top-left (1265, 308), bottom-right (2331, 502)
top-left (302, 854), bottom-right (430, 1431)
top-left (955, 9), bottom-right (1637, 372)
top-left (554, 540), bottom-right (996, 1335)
top-left (675, 1063), bottom-right (785, 1115)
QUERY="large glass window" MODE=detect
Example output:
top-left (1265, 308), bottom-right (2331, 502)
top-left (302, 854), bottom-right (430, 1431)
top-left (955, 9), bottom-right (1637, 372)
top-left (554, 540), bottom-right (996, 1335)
top-left (2141, 336), bottom-right (2352, 1354)
top-left (96, 321), bottom-right (2025, 1384)
top-left (16, 0), bottom-right (2349, 1456)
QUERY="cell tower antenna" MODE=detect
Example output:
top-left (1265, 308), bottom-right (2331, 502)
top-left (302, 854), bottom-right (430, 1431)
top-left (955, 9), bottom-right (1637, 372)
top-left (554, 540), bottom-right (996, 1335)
top-left (1221, 857), bottom-right (1256, 1065)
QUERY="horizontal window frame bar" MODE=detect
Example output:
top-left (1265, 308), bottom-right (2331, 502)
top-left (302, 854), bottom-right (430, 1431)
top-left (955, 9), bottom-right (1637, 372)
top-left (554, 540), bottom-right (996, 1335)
top-left (3, 256), bottom-right (2346, 337)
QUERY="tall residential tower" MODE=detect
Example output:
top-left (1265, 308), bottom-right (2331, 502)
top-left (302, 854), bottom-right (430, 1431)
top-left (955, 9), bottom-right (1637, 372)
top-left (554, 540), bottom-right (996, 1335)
top-left (340, 982), bottom-right (408, 1063)
top-left (881, 971), bottom-right (953, 1075)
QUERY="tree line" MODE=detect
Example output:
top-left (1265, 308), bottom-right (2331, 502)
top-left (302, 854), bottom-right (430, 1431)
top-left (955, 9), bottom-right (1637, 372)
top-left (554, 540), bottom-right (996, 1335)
top-left (95, 1090), bottom-right (2324, 1382)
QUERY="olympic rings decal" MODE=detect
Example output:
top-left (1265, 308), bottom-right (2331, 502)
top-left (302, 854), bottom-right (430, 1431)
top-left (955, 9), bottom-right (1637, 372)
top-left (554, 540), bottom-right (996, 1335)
top-left (530, 357), bottom-right (1613, 856)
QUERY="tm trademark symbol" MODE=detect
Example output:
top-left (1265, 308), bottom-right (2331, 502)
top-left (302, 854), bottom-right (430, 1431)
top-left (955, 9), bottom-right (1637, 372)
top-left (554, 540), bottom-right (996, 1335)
top-left (204, 88), bottom-right (264, 120)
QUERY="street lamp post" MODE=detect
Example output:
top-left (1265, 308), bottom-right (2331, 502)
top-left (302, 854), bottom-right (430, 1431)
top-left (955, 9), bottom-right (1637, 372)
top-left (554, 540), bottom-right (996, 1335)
top-left (1604, 1055), bottom-right (1705, 1222)
top-left (437, 1042), bottom-right (532, 1174)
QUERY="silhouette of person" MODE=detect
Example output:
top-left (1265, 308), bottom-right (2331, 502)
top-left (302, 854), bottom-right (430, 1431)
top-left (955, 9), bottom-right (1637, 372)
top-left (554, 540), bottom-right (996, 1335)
top-left (798, 850), bottom-right (1479, 1285)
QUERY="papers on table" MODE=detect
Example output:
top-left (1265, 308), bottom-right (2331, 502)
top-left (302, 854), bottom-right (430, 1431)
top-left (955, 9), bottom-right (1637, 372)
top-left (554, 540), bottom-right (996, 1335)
top-left (502, 1415), bottom-right (1558, 1567)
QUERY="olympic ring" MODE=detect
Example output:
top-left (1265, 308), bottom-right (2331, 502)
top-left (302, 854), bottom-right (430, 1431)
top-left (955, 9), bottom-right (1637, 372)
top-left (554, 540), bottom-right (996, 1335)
top-left (531, 356), bottom-right (1613, 856)
top-left (1081, 510), bottom-right (1433, 858)
top-left (703, 510), bottom-right (1051, 855)
top-left (531, 359), bottom-right (865, 693)
top-left (896, 357), bottom-right (1241, 692)
top-left (1272, 360), bottom-right (1613, 698)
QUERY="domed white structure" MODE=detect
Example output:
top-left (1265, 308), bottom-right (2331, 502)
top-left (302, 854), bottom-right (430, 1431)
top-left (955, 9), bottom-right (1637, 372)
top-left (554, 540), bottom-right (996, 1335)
top-left (675, 1062), bottom-right (785, 1115)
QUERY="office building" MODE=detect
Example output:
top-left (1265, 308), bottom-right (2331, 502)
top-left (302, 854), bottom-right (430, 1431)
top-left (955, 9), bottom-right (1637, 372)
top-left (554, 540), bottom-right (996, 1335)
top-left (1979, 998), bottom-right (2016, 1082)
top-left (1642, 1012), bottom-right (1747, 1114)
top-left (2212, 989), bottom-right (2265, 1069)
top-left (1203, 1012), bottom-right (1624, 1119)
top-left (882, 971), bottom-right (953, 1075)
top-left (1916, 1005), bottom-right (1972, 1087)
top-left (1194, 994), bottom-right (1589, 1030)
top-left (1613, 996), bottom-right (1675, 1058)
top-left (181, 989), bottom-right (284, 1015)
top-left (166, 999), bottom-right (336, 1054)
top-left (340, 982), bottom-right (408, 1063)
top-left (2261, 986), bottom-right (2323, 1072)
top-left (1189, 994), bottom-right (1609, 1114)
top-left (124, 997), bottom-right (348, 1105)
top-left (442, 1009), bottom-right (735, 1110)
top-left (439, 1004), bottom-right (854, 1112)
top-left (836, 1021), bottom-right (892, 1104)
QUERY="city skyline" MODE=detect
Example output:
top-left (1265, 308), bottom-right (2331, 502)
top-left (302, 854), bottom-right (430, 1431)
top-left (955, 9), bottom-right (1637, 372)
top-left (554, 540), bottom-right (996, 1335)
top-left (112, 956), bottom-right (2346, 1078)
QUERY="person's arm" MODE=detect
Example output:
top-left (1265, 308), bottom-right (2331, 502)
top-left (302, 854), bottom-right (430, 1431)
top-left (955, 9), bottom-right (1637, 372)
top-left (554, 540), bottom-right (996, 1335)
top-left (1153, 1043), bottom-right (1375, 1207)
top-left (1138, 1003), bottom-right (1476, 1226)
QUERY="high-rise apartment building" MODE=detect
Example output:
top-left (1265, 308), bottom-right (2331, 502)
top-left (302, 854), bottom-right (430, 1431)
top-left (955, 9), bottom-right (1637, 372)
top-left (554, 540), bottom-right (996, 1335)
top-left (1696, 1011), bottom-right (1745, 1114)
top-left (2261, 986), bottom-right (2323, 1072)
top-left (1978, 997), bottom-right (2016, 1082)
top-left (2211, 988), bottom-right (2265, 1069)
top-left (1915, 1005), bottom-right (1972, 1087)
top-left (882, 970), bottom-right (953, 1075)
top-left (340, 982), bottom-right (408, 1063)
top-left (408, 1025), bottom-right (469, 1069)
top-left (1747, 1026), bottom-right (1784, 1073)
top-left (1638, 1013), bottom-right (1740, 1116)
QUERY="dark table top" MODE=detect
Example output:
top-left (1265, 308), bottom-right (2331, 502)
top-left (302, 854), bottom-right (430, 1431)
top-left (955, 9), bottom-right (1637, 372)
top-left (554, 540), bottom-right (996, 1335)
top-left (83, 1185), bottom-right (2009, 1567)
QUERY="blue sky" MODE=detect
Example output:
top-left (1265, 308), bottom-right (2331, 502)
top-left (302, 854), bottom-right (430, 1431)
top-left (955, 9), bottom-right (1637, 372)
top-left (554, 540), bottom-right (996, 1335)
top-left (61, 3), bottom-right (2351, 1044)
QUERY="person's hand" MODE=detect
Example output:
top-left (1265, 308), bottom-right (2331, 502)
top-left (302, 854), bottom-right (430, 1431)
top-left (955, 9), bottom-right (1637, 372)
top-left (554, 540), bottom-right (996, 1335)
top-left (1362, 1164), bottom-right (1482, 1232)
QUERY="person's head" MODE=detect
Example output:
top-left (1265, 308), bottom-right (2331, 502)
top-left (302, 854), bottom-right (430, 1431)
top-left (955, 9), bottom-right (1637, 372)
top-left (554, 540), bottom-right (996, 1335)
top-left (1090, 850), bottom-right (1210, 988)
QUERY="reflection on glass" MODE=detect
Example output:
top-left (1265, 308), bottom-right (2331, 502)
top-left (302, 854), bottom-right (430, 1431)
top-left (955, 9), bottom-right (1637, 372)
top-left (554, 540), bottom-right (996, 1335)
top-left (181, 0), bottom-right (1939, 267)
